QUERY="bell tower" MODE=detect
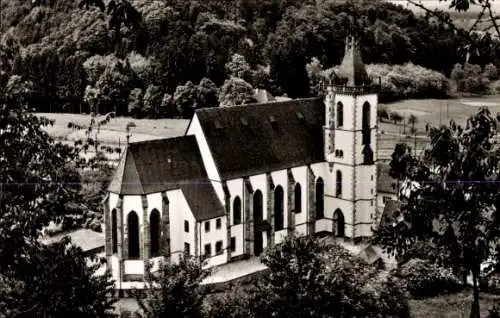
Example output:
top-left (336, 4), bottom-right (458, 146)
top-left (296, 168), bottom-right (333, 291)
top-left (323, 33), bottom-right (378, 239)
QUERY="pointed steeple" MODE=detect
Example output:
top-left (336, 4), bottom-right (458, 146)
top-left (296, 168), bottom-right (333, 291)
top-left (335, 34), bottom-right (369, 87)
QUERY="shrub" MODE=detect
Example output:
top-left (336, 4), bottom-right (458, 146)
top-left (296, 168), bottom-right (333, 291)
top-left (480, 273), bottom-right (500, 294)
top-left (395, 258), bottom-right (463, 298)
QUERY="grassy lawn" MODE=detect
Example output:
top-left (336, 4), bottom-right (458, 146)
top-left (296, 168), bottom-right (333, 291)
top-left (377, 96), bottom-right (500, 159)
top-left (410, 289), bottom-right (500, 318)
top-left (36, 96), bottom-right (500, 161)
top-left (36, 113), bottom-right (190, 145)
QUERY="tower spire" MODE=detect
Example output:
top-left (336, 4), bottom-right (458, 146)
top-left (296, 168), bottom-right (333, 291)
top-left (334, 1), bottom-right (369, 88)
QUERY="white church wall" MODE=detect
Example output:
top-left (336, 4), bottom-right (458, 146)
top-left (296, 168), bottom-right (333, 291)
top-left (200, 216), bottom-right (228, 268)
top-left (356, 165), bottom-right (376, 200)
top-left (329, 164), bottom-right (354, 202)
top-left (315, 219), bottom-right (332, 233)
top-left (326, 197), bottom-right (355, 237)
top-left (123, 195), bottom-right (143, 224)
top-left (355, 200), bottom-right (374, 237)
top-left (109, 192), bottom-right (119, 211)
top-left (124, 260), bottom-right (144, 275)
top-left (146, 193), bottom-right (163, 217)
top-left (291, 166), bottom-right (308, 236)
top-left (110, 255), bottom-right (120, 281)
top-left (186, 115), bottom-right (224, 203)
top-left (249, 173), bottom-right (268, 220)
top-left (168, 189), bottom-right (196, 262)
top-left (333, 130), bottom-right (355, 165)
top-left (227, 178), bottom-right (244, 258)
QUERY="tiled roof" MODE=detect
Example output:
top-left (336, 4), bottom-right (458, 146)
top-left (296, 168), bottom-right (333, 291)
top-left (180, 181), bottom-right (225, 221)
top-left (107, 136), bottom-right (225, 221)
top-left (41, 228), bottom-right (105, 253)
top-left (379, 200), bottom-right (403, 229)
top-left (377, 163), bottom-right (398, 194)
top-left (195, 97), bottom-right (325, 180)
top-left (108, 136), bottom-right (206, 195)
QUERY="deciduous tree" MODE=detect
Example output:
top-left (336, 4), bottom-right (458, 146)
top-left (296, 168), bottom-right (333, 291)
top-left (375, 108), bottom-right (500, 318)
top-left (138, 257), bottom-right (209, 318)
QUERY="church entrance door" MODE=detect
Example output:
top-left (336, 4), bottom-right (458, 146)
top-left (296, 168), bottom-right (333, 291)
top-left (333, 209), bottom-right (345, 237)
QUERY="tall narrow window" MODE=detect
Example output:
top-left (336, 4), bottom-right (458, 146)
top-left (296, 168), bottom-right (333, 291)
top-left (149, 209), bottom-right (160, 257)
top-left (253, 190), bottom-right (263, 222)
top-left (127, 211), bottom-right (140, 259)
top-left (294, 183), bottom-right (302, 213)
top-left (336, 102), bottom-right (344, 127)
top-left (274, 186), bottom-right (284, 231)
top-left (184, 220), bottom-right (189, 233)
top-left (216, 218), bottom-right (221, 229)
top-left (315, 178), bottom-right (324, 219)
top-left (216, 241), bottom-right (223, 255)
top-left (336, 170), bottom-right (343, 197)
top-left (233, 196), bottom-right (242, 225)
top-left (231, 237), bottom-right (236, 252)
top-left (362, 102), bottom-right (371, 144)
top-left (111, 209), bottom-right (117, 254)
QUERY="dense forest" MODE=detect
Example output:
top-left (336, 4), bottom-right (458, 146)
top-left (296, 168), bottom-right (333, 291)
top-left (1, 0), bottom-right (499, 118)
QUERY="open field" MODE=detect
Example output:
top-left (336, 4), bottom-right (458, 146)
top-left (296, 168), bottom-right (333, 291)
top-left (378, 96), bottom-right (500, 159)
top-left (388, 0), bottom-right (500, 30)
top-left (38, 96), bottom-right (500, 162)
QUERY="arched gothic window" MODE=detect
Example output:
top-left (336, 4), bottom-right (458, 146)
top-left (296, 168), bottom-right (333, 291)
top-left (111, 209), bottom-right (117, 254)
top-left (294, 183), bottom-right (302, 213)
top-left (274, 186), bottom-right (284, 231)
top-left (362, 102), bottom-right (371, 144)
top-left (315, 178), bottom-right (324, 219)
top-left (336, 170), bottom-right (342, 197)
top-left (149, 209), bottom-right (160, 257)
top-left (127, 211), bottom-right (140, 259)
top-left (253, 190), bottom-right (263, 222)
top-left (337, 102), bottom-right (344, 127)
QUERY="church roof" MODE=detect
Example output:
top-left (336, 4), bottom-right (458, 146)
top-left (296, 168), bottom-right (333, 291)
top-left (180, 181), bottom-right (225, 221)
top-left (195, 97), bottom-right (325, 180)
top-left (108, 136), bottom-right (225, 221)
top-left (334, 36), bottom-right (369, 87)
top-left (108, 136), bottom-right (207, 195)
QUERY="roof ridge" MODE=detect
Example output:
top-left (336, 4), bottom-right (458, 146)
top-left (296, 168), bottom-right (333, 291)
top-left (195, 97), bottom-right (322, 115)
top-left (128, 135), bottom-right (195, 146)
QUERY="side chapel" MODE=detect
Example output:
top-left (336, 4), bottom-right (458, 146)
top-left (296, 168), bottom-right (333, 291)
top-left (103, 35), bottom-right (379, 289)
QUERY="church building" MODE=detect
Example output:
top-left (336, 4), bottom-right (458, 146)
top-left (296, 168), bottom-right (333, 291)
top-left (103, 35), bottom-right (379, 290)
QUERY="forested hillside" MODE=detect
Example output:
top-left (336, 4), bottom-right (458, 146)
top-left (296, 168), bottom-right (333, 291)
top-left (0, 0), bottom-right (498, 118)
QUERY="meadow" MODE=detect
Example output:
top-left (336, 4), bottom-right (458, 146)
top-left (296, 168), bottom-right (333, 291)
top-left (388, 0), bottom-right (500, 30)
top-left (37, 95), bottom-right (500, 162)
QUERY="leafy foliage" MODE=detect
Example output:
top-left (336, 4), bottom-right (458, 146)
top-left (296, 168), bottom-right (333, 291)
top-left (138, 256), bottom-right (209, 318)
top-left (1, 0), bottom-right (490, 114)
top-left (0, 72), bottom-right (115, 316)
top-left (374, 107), bottom-right (500, 317)
top-left (395, 258), bottom-right (463, 298)
top-left (218, 77), bottom-right (256, 107)
top-left (247, 235), bottom-right (410, 318)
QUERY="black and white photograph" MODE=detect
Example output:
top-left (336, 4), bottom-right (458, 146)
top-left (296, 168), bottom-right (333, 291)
top-left (2, 0), bottom-right (500, 316)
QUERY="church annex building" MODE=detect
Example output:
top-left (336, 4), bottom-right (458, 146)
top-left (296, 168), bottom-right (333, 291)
top-left (104, 36), bottom-right (381, 289)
